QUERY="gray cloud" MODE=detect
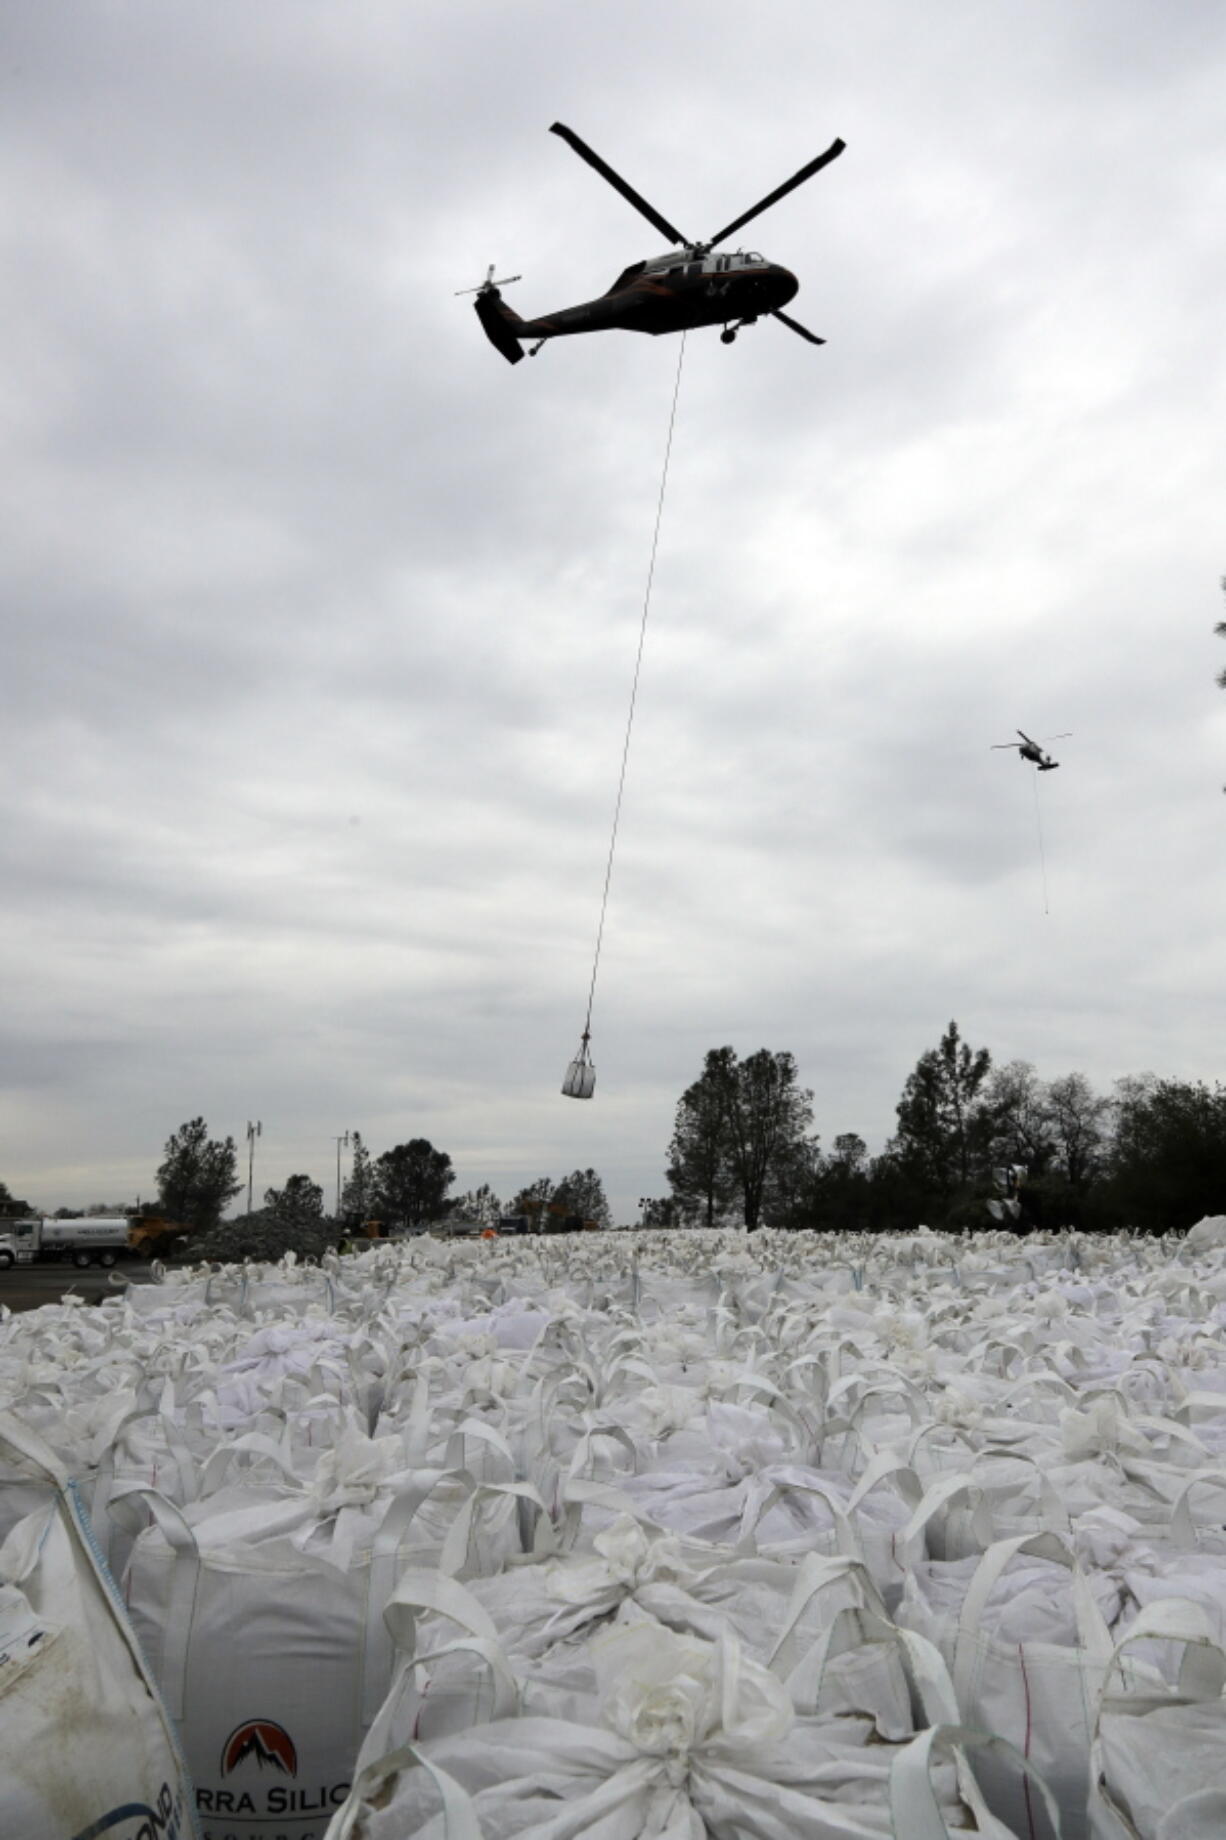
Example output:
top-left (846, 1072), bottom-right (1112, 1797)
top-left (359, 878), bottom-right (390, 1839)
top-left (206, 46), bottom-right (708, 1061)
top-left (2, 1), bottom-right (1224, 1222)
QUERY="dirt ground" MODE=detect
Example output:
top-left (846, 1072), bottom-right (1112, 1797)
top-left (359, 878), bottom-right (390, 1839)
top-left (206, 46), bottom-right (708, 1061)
top-left (0, 1264), bottom-right (155, 1314)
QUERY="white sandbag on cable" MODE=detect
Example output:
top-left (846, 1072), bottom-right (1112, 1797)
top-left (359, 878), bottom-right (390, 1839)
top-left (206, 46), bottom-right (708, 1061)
top-left (0, 1413), bottom-right (198, 1840)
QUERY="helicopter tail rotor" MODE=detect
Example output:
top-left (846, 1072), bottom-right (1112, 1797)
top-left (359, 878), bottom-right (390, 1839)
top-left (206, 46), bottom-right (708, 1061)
top-left (455, 264), bottom-right (523, 297)
top-left (463, 268), bottom-right (527, 364)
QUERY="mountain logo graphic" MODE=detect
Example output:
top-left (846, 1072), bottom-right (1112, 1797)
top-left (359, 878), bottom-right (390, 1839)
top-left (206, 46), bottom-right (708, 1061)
top-left (221, 1720), bottom-right (299, 1778)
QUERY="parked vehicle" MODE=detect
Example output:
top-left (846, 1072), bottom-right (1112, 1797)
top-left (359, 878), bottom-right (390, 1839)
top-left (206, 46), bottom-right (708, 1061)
top-left (0, 1216), bottom-right (186, 1270)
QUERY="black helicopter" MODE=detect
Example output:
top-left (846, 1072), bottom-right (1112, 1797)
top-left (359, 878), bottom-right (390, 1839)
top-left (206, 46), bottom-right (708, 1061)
top-left (992, 730), bottom-right (1071, 772)
top-left (462, 122), bottom-right (845, 364)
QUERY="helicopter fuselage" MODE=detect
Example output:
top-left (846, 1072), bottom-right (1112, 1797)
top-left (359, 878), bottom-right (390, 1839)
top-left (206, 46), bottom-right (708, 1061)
top-left (535, 249), bottom-right (798, 336)
top-left (479, 249), bottom-right (799, 357)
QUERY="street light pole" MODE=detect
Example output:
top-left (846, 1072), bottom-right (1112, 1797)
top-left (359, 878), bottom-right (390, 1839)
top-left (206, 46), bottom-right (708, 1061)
top-left (246, 1120), bottom-right (262, 1216)
top-left (334, 1131), bottom-right (351, 1220)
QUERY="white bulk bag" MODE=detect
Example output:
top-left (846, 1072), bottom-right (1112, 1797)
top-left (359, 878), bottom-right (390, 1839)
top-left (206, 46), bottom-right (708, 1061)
top-left (1088, 1599), bottom-right (1226, 1840)
top-left (0, 1414), bottom-right (198, 1840)
top-left (328, 1620), bottom-right (1054, 1840)
top-left (1185, 1217), bottom-right (1226, 1253)
top-left (900, 1453), bottom-right (1075, 1566)
top-left (367, 1531), bottom-right (907, 1753)
top-left (0, 1420), bottom-right (61, 1543)
top-left (620, 1460), bottom-right (862, 1561)
top-left (353, 1567), bottom-right (523, 1760)
top-left (89, 1391), bottom-right (203, 1580)
top-left (898, 1530), bottom-right (1119, 1840)
top-left (119, 1465), bottom-right (537, 1840)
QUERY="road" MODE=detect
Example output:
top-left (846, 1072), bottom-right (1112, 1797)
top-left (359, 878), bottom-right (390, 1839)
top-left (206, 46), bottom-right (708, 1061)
top-left (0, 1263), bottom-right (157, 1315)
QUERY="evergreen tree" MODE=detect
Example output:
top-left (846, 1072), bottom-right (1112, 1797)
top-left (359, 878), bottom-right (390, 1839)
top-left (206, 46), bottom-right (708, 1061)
top-left (554, 1168), bottom-right (612, 1229)
top-left (669, 1046), bottom-right (814, 1232)
top-left (340, 1131), bottom-right (376, 1226)
top-left (156, 1118), bottom-right (242, 1232)
top-left (373, 1138), bottom-right (455, 1227)
top-left (888, 1022), bottom-right (993, 1218)
top-left (264, 1173), bottom-right (325, 1228)
top-left (667, 1060), bottom-right (736, 1227)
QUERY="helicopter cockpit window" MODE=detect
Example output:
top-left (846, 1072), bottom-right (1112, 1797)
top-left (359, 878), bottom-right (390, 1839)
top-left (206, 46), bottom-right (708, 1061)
top-left (745, 251), bottom-right (764, 264)
top-left (687, 262), bottom-right (703, 275)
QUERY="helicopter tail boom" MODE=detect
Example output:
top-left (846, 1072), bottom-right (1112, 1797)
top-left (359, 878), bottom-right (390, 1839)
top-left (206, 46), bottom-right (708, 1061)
top-left (474, 288), bottom-right (525, 365)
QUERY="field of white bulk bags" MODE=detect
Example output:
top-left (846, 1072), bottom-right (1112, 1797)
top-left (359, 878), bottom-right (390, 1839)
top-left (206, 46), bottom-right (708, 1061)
top-left (5, 1224), bottom-right (1226, 1840)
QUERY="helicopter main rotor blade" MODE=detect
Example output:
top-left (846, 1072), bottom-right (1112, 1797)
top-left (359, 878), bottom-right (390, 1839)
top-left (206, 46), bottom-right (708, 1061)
top-left (550, 122), bottom-right (689, 247)
top-left (771, 308), bottom-right (825, 345)
top-left (707, 137), bottom-right (845, 248)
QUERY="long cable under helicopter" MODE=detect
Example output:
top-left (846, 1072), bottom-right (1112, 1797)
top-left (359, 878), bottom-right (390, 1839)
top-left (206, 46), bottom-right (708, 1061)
top-left (580, 332), bottom-right (688, 1053)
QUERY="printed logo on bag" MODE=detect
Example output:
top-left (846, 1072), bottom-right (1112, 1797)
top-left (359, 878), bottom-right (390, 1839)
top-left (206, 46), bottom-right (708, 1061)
top-left (71, 1781), bottom-right (188, 1840)
top-left (200, 1718), bottom-right (349, 1825)
top-left (221, 1719), bottom-right (299, 1778)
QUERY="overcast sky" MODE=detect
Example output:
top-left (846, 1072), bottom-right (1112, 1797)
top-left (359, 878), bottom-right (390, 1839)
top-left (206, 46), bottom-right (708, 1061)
top-left (3, 1), bottom-right (1223, 1224)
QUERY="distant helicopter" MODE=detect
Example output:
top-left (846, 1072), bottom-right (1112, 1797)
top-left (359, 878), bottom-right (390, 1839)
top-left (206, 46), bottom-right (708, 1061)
top-left (461, 121), bottom-right (845, 364)
top-left (992, 730), bottom-right (1071, 772)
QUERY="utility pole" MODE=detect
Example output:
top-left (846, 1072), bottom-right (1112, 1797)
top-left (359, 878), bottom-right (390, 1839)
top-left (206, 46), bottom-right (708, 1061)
top-left (334, 1131), bottom-right (351, 1220)
top-left (246, 1120), bottom-right (262, 1216)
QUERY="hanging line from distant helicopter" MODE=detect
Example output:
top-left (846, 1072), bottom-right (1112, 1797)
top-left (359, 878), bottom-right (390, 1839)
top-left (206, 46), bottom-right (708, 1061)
top-left (562, 334), bottom-right (688, 1101)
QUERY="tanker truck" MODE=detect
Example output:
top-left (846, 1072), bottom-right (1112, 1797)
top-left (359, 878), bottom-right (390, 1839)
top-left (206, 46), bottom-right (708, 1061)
top-left (0, 1216), bottom-right (184, 1270)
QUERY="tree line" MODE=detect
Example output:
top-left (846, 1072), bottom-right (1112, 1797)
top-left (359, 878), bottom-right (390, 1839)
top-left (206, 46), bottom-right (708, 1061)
top-left (6, 1023), bottom-right (1222, 1255)
top-left (97, 1121), bottom-right (614, 1261)
top-left (661, 1025), bottom-right (1226, 1235)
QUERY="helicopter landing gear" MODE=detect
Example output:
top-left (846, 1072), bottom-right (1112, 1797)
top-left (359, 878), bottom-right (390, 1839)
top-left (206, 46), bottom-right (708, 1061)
top-left (720, 315), bottom-right (758, 345)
